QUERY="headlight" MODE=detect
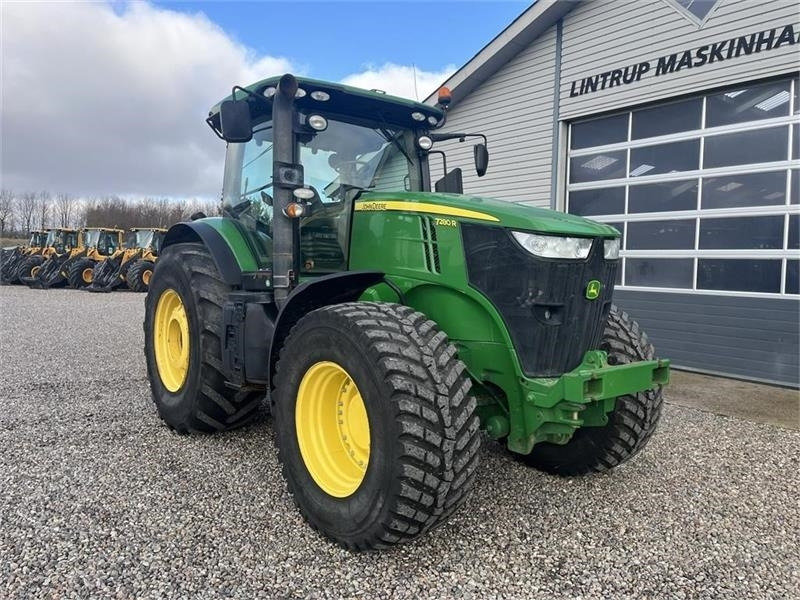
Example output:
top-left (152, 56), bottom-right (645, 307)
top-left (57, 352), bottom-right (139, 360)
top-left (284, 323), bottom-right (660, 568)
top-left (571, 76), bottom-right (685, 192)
top-left (417, 135), bottom-right (433, 150)
top-left (307, 114), bottom-right (328, 131)
top-left (604, 238), bottom-right (620, 259)
top-left (511, 231), bottom-right (592, 259)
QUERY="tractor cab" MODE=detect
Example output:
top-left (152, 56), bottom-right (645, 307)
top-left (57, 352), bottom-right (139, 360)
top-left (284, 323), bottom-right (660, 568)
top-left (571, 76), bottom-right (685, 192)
top-left (29, 230), bottom-right (48, 249)
top-left (206, 76), bottom-right (487, 282)
top-left (128, 228), bottom-right (165, 252)
top-left (46, 228), bottom-right (79, 254)
top-left (83, 228), bottom-right (123, 257)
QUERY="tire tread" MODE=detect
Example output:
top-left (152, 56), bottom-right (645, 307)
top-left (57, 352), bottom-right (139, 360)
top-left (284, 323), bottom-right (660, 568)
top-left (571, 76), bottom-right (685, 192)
top-left (274, 301), bottom-right (480, 550)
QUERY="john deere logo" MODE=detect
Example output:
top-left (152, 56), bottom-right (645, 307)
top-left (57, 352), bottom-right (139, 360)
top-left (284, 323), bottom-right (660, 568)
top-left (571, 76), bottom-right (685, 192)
top-left (586, 280), bottom-right (601, 300)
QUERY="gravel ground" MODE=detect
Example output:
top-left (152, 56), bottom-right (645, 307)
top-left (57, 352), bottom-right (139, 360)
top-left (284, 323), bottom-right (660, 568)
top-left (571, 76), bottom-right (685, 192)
top-left (1, 285), bottom-right (798, 599)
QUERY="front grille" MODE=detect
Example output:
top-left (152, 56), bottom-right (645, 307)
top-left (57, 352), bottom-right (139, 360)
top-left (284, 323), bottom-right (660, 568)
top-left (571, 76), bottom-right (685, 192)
top-left (462, 224), bottom-right (617, 377)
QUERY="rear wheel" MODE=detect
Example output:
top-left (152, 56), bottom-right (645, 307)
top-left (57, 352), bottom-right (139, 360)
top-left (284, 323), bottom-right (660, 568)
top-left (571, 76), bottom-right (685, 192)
top-left (67, 258), bottom-right (95, 288)
top-left (143, 243), bottom-right (259, 433)
top-left (273, 302), bottom-right (480, 550)
top-left (128, 259), bottom-right (154, 292)
top-left (518, 305), bottom-right (663, 476)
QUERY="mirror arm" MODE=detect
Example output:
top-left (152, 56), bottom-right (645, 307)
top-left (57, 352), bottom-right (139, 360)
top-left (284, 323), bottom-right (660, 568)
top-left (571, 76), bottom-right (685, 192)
top-left (428, 150), bottom-right (448, 176)
top-left (206, 115), bottom-right (225, 140)
top-left (429, 132), bottom-right (488, 148)
top-left (231, 85), bottom-right (272, 107)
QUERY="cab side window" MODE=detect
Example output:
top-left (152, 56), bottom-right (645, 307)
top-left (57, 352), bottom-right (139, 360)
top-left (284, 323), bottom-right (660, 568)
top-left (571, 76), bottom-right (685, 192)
top-left (238, 123), bottom-right (275, 264)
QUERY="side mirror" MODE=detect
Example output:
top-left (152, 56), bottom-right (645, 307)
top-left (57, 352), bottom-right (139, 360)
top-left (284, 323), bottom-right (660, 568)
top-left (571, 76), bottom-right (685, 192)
top-left (474, 143), bottom-right (489, 177)
top-left (219, 99), bottom-right (253, 143)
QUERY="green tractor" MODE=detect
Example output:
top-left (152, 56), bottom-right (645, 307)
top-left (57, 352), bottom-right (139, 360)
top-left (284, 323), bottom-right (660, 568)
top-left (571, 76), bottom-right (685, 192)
top-left (144, 74), bottom-right (670, 550)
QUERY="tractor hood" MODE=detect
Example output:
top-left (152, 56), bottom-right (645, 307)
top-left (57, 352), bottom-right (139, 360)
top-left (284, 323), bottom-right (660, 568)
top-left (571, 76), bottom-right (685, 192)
top-left (355, 191), bottom-right (620, 238)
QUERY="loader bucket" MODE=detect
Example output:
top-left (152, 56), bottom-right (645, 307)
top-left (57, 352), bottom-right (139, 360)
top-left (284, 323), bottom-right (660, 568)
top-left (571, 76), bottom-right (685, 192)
top-left (86, 255), bottom-right (123, 293)
top-left (23, 254), bottom-right (74, 289)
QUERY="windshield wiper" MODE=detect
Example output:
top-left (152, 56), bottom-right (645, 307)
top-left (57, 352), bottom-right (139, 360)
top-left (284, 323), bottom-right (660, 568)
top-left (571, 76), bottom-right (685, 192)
top-left (241, 181), bottom-right (274, 197)
top-left (243, 143), bottom-right (273, 170)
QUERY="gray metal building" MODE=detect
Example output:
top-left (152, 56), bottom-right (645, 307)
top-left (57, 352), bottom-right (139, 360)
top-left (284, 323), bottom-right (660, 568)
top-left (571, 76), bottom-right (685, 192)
top-left (431, 0), bottom-right (800, 386)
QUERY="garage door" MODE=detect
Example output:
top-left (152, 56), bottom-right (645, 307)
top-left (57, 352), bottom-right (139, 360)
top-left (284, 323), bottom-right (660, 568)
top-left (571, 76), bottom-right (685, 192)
top-left (566, 74), bottom-right (799, 385)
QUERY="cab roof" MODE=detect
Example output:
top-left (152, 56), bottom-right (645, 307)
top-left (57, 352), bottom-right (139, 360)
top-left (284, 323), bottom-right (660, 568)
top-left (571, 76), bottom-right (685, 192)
top-left (130, 227), bottom-right (167, 232)
top-left (84, 227), bottom-right (123, 233)
top-left (207, 76), bottom-right (444, 133)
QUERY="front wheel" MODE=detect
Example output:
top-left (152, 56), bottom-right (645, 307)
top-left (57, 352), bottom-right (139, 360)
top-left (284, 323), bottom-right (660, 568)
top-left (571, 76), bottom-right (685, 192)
top-left (273, 302), bottom-right (480, 550)
top-left (143, 243), bottom-right (259, 433)
top-left (18, 255), bottom-right (44, 281)
top-left (67, 258), bottom-right (95, 289)
top-left (128, 259), bottom-right (154, 292)
top-left (518, 305), bottom-right (664, 476)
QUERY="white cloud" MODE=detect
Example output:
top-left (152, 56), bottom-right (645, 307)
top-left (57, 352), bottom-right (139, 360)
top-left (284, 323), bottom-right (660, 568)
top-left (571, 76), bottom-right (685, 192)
top-left (341, 63), bottom-right (456, 102)
top-left (1, 1), bottom-right (295, 198)
top-left (0, 2), bottom-right (457, 199)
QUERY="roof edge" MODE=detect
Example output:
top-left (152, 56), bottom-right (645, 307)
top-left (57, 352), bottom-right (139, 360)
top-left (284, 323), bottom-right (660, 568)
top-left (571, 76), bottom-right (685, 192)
top-left (425, 0), bottom-right (576, 108)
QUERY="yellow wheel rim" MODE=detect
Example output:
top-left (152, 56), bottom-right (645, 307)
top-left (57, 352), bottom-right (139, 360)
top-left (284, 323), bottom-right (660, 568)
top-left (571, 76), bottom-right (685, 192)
top-left (296, 361), bottom-right (370, 497)
top-left (142, 269), bottom-right (152, 286)
top-left (31, 265), bottom-right (40, 278)
top-left (83, 268), bottom-right (93, 283)
top-left (153, 289), bottom-right (190, 392)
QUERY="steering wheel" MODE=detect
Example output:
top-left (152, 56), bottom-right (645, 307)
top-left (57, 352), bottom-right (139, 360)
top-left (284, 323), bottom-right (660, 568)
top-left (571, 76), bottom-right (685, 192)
top-left (227, 199), bottom-right (252, 218)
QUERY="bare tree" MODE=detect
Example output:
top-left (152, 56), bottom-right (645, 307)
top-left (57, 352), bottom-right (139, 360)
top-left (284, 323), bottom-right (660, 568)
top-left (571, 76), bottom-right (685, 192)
top-left (16, 191), bottom-right (37, 235)
top-left (36, 191), bottom-right (51, 230)
top-left (55, 192), bottom-right (76, 227)
top-left (0, 189), bottom-right (14, 240)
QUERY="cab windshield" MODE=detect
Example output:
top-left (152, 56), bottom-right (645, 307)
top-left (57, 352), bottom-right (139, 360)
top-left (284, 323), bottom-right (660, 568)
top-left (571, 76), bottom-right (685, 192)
top-left (135, 230), bottom-right (155, 249)
top-left (84, 230), bottom-right (101, 248)
top-left (226, 115), bottom-right (420, 272)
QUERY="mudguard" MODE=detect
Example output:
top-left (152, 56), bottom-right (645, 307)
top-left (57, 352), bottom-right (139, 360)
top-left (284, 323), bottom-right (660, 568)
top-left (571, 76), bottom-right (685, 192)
top-left (266, 271), bottom-right (385, 388)
top-left (162, 219), bottom-right (258, 287)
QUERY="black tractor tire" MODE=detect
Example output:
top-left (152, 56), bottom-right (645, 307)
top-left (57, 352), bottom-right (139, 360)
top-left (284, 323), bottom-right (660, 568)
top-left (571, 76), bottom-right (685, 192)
top-left (143, 243), bottom-right (260, 433)
top-left (273, 302), bottom-right (481, 550)
top-left (128, 259), bottom-right (154, 292)
top-left (518, 305), bottom-right (664, 476)
top-left (18, 255), bottom-right (44, 281)
top-left (67, 258), bottom-right (96, 289)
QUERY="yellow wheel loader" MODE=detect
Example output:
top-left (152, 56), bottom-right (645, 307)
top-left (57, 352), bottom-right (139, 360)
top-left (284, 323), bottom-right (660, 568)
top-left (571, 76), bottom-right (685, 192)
top-left (0, 230), bottom-right (49, 284)
top-left (87, 228), bottom-right (166, 292)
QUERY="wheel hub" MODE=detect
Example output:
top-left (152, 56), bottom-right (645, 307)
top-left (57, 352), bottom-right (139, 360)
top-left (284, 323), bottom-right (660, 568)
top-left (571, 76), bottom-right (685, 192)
top-left (295, 361), bottom-right (370, 497)
top-left (153, 288), bottom-right (190, 392)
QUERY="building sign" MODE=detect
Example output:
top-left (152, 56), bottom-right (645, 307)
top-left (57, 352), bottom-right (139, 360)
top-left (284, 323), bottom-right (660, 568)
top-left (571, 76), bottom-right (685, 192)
top-left (568, 24), bottom-right (797, 98)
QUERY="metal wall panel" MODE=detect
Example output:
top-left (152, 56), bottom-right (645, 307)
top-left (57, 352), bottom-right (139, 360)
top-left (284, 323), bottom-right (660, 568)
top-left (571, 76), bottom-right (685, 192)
top-left (435, 28), bottom-right (557, 205)
top-left (614, 289), bottom-right (800, 385)
top-left (560, 0), bottom-right (800, 120)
